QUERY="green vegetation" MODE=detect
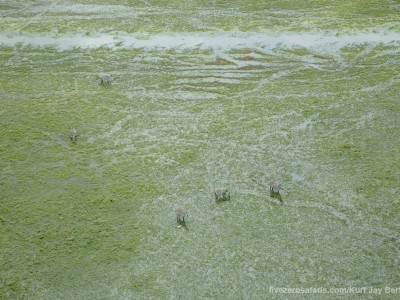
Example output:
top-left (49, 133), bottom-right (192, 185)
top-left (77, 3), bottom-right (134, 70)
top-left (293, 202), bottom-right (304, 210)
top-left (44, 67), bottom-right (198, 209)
top-left (1, 1), bottom-right (399, 299)
top-left (0, 0), bottom-right (399, 33)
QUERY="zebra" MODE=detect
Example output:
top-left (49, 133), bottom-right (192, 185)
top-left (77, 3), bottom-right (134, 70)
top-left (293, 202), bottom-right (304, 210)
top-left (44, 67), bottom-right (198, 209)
top-left (99, 73), bottom-right (112, 85)
top-left (269, 181), bottom-right (283, 194)
top-left (69, 128), bottom-right (79, 142)
top-left (214, 188), bottom-right (230, 201)
top-left (175, 208), bottom-right (188, 222)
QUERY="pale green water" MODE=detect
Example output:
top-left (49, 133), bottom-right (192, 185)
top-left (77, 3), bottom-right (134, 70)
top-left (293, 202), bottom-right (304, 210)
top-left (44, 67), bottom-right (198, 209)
top-left (1, 1), bottom-right (400, 299)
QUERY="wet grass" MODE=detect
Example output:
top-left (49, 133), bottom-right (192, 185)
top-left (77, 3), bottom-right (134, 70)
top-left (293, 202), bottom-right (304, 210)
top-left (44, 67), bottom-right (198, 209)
top-left (0, 0), bottom-right (399, 33)
top-left (1, 1), bottom-right (400, 299)
top-left (1, 42), bottom-right (399, 299)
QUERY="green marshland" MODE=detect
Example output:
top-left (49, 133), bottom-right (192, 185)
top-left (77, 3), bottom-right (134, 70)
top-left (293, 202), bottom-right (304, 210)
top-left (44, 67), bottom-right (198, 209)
top-left (1, 1), bottom-right (399, 299)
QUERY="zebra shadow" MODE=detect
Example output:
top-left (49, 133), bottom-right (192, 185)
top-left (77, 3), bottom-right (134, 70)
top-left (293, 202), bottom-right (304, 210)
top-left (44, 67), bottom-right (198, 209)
top-left (177, 219), bottom-right (189, 231)
top-left (270, 190), bottom-right (283, 204)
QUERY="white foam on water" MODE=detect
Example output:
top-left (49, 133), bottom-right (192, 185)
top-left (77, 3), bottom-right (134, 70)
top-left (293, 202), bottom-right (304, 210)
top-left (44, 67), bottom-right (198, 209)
top-left (1, 30), bottom-right (400, 52)
top-left (0, 32), bottom-right (115, 50)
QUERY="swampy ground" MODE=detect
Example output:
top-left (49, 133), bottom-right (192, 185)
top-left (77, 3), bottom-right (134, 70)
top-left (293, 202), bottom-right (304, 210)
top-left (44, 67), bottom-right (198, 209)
top-left (1, 1), bottom-right (400, 299)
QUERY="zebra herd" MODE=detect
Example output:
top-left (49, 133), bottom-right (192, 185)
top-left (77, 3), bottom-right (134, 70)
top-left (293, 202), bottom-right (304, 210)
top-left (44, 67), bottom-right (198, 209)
top-left (176, 181), bottom-right (283, 226)
top-left (71, 73), bottom-right (284, 227)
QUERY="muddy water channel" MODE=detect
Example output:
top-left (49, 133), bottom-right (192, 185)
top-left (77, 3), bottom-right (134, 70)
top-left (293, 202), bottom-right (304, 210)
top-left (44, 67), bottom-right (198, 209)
top-left (1, 1), bottom-right (399, 299)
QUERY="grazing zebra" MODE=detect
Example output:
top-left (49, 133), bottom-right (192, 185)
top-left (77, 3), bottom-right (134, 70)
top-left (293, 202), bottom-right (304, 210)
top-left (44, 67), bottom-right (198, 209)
top-left (175, 208), bottom-right (188, 222)
top-left (269, 181), bottom-right (283, 194)
top-left (69, 128), bottom-right (79, 142)
top-left (214, 188), bottom-right (230, 201)
top-left (99, 73), bottom-right (112, 85)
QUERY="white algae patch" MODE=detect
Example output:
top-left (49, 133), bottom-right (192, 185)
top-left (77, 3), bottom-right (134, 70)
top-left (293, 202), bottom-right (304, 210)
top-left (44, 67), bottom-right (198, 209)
top-left (1, 30), bottom-right (400, 52)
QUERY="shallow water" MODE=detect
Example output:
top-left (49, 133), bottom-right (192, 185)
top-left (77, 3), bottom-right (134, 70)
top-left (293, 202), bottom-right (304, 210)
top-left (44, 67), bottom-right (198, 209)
top-left (1, 30), bottom-right (400, 52)
top-left (1, 1), bottom-right (400, 299)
